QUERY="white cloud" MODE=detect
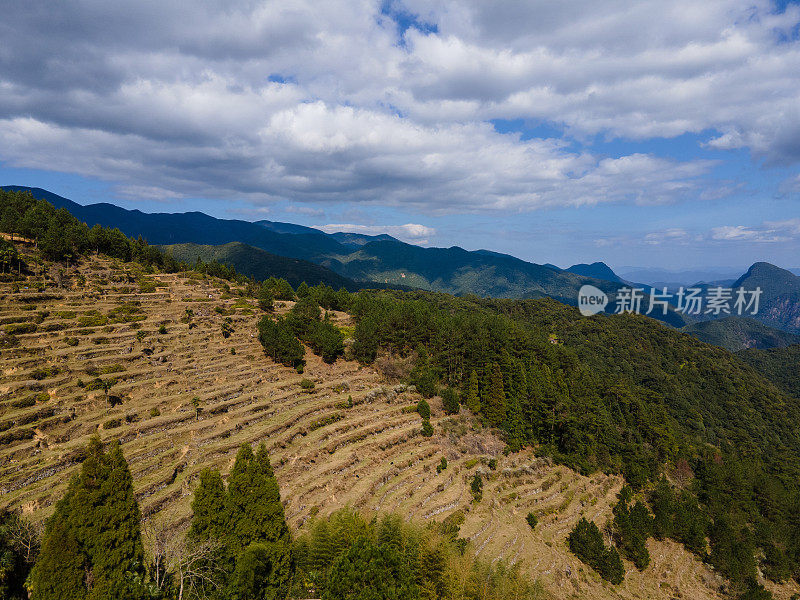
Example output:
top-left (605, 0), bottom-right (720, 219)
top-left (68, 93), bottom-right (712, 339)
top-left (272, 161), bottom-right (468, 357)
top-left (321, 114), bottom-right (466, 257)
top-left (710, 224), bottom-right (791, 243)
top-left (316, 223), bottom-right (436, 244)
top-left (644, 228), bottom-right (694, 245)
top-left (0, 0), bottom-right (798, 211)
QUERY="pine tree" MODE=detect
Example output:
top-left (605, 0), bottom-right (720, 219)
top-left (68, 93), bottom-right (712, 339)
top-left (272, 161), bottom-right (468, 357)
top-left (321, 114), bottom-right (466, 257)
top-left (190, 468), bottom-right (228, 541)
top-left (258, 286), bottom-right (274, 312)
top-left (464, 370), bottom-right (481, 414)
top-left (27, 505), bottom-right (84, 600)
top-left (225, 444), bottom-right (293, 599)
top-left (505, 395), bottom-right (524, 452)
top-left (29, 437), bottom-right (147, 600)
top-left (85, 441), bottom-right (146, 599)
top-left (440, 387), bottom-right (460, 415)
top-left (483, 363), bottom-right (506, 427)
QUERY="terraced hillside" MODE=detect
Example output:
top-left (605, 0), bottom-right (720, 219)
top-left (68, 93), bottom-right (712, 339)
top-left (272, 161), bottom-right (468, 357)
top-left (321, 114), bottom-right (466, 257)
top-left (1, 251), bottom-right (796, 600)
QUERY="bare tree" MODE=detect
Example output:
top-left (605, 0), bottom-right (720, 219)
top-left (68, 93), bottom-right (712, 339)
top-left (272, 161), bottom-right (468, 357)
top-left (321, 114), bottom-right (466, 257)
top-left (5, 512), bottom-right (42, 564)
top-left (142, 514), bottom-right (224, 600)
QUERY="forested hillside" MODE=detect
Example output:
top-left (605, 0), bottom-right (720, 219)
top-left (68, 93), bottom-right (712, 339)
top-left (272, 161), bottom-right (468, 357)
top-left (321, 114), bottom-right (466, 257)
top-left (162, 241), bottom-right (361, 290)
top-left (738, 344), bottom-right (800, 399)
top-left (681, 317), bottom-right (800, 352)
top-left (342, 290), bottom-right (800, 597)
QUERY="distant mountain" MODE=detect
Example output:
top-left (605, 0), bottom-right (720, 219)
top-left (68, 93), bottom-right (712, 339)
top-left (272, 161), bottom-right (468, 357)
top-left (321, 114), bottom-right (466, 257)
top-left (319, 238), bottom-right (627, 302)
top-left (254, 220), bottom-right (326, 236)
top-left (619, 266), bottom-right (744, 288)
top-left (2, 186), bottom-right (350, 262)
top-left (566, 261), bottom-right (623, 283)
top-left (6, 186), bottom-right (639, 306)
top-left (731, 262), bottom-right (800, 334)
top-left (681, 316), bottom-right (800, 352)
top-left (328, 231), bottom-right (398, 246)
top-left (162, 242), bottom-right (361, 290)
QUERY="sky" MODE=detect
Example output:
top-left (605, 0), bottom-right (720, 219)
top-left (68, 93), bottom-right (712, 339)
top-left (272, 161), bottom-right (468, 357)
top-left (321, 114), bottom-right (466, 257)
top-left (1, 1), bottom-right (800, 271)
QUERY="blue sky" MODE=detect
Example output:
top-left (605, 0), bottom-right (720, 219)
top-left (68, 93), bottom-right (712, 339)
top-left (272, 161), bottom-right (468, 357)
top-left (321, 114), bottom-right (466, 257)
top-left (2, 0), bottom-right (799, 271)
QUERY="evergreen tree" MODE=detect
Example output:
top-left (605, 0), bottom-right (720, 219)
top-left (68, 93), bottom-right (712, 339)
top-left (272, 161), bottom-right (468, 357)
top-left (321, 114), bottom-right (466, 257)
top-left (224, 444), bottom-right (293, 599)
top-left (464, 370), bottom-right (481, 414)
top-left (307, 317), bottom-right (344, 363)
top-left (440, 387), bottom-right (460, 415)
top-left (257, 316), bottom-right (305, 369)
top-left (286, 296), bottom-right (321, 338)
top-left (416, 399), bottom-right (431, 420)
top-left (483, 363), bottom-right (506, 427)
top-left (190, 469), bottom-right (228, 542)
top-left (28, 513), bottom-right (84, 600)
top-left (505, 395), bottom-right (524, 452)
top-left (29, 437), bottom-right (147, 600)
top-left (410, 347), bottom-right (437, 398)
top-left (568, 518), bottom-right (624, 585)
top-left (322, 536), bottom-right (418, 600)
top-left (258, 286), bottom-right (274, 312)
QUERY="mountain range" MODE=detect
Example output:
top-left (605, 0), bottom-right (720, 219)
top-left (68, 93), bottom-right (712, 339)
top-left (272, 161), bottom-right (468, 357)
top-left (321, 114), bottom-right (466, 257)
top-left (4, 186), bottom-right (630, 304)
top-left (7, 186), bottom-right (800, 342)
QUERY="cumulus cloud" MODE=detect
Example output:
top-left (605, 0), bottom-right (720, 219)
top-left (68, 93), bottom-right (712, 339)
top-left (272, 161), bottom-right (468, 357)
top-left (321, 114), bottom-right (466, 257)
top-left (0, 0), bottom-right (798, 211)
top-left (710, 223), bottom-right (793, 243)
top-left (316, 223), bottom-right (436, 244)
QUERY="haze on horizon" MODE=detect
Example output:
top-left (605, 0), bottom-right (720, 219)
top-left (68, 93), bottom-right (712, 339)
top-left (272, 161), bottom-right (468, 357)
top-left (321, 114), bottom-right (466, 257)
top-left (1, 0), bottom-right (799, 270)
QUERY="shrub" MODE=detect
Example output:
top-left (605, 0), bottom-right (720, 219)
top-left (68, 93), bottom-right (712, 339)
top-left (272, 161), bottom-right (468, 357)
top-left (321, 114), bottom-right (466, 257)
top-left (526, 512), bottom-right (538, 530)
top-left (488, 458), bottom-right (498, 470)
top-left (103, 418), bottom-right (122, 429)
top-left (158, 325), bottom-right (167, 335)
top-left (568, 518), bottom-right (625, 584)
top-left (149, 407), bottom-right (161, 418)
top-left (470, 472), bottom-right (483, 502)
top-left (30, 366), bottom-right (60, 380)
top-left (416, 399), bottom-right (431, 420)
top-left (11, 396), bottom-right (36, 409)
top-left (441, 387), bottom-right (460, 415)
top-left (307, 318), bottom-right (344, 363)
top-left (300, 378), bottom-right (316, 392)
top-left (421, 418), bottom-right (433, 437)
top-left (5, 323), bottom-right (37, 335)
top-left (436, 457), bottom-right (448, 473)
top-left (257, 315), bottom-right (305, 369)
top-left (77, 314), bottom-right (108, 327)
top-left (64, 337), bottom-right (79, 346)
top-left (0, 334), bottom-right (20, 348)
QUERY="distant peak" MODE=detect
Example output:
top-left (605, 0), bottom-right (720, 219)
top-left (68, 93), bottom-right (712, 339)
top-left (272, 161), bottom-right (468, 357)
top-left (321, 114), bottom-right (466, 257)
top-left (566, 261), bottom-right (622, 283)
